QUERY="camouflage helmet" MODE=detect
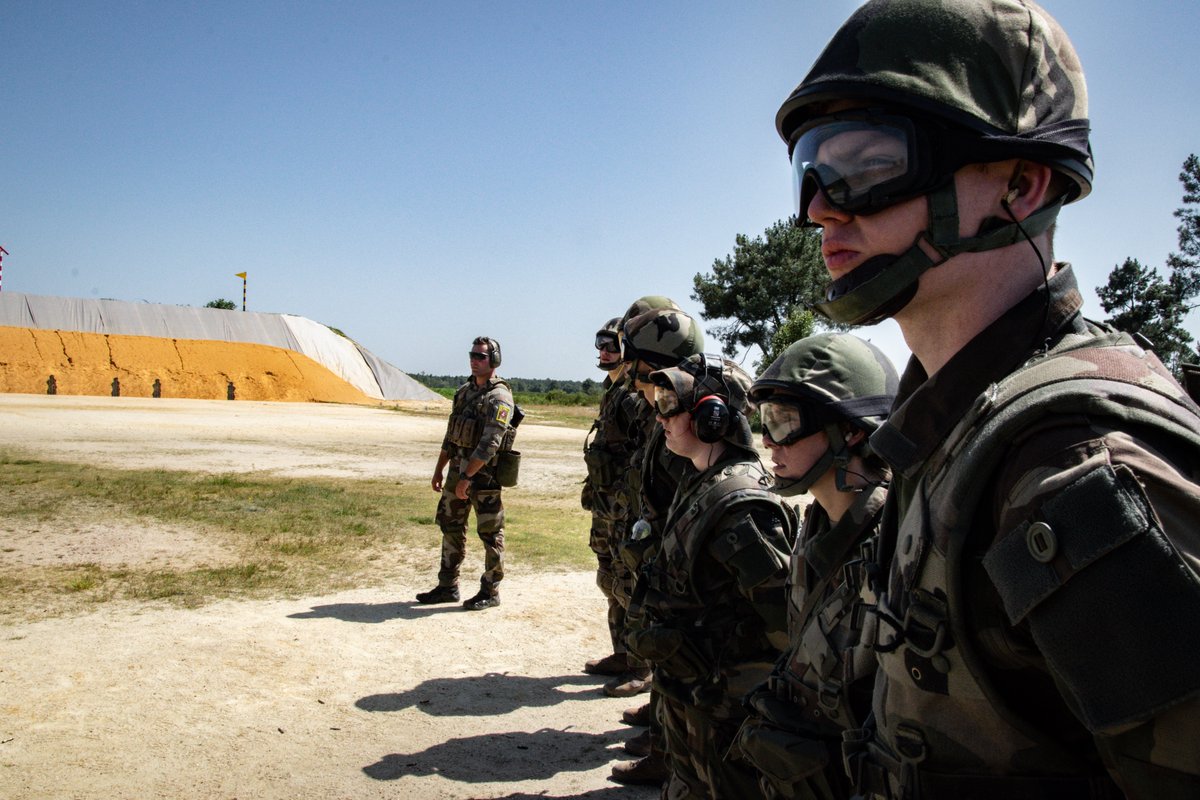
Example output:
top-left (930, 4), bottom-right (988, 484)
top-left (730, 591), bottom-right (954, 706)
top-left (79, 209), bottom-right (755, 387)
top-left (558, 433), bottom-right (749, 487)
top-left (621, 308), bottom-right (704, 369)
top-left (777, 0), bottom-right (1092, 201)
top-left (597, 317), bottom-right (622, 339)
top-left (750, 333), bottom-right (899, 435)
top-left (650, 354), bottom-right (756, 451)
top-left (752, 333), bottom-right (898, 495)
top-left (778, 0), bottom-right (1092, 326)
top-left (594, 317), bottom-right (623, 372)
top-left (618, 295), bottom-right (681, 330)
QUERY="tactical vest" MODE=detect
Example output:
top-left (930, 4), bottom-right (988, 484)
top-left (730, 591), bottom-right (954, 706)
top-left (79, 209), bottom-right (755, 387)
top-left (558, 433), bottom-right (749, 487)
top-left (583, 379), bottom-right (637, 489)
top-left (850, 330), bottom-right (1200, 799)
top-left (445, 377), bottom-right (510, 453)
top-left (642, 462), bottom-right (794, 654)
top-left (779, 486), bottom-right (886, 737)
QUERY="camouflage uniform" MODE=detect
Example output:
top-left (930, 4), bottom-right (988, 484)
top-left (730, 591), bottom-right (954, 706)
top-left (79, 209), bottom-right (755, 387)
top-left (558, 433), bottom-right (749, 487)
top-left (628, 451), bottom-right (796, 800)
top-left (627, 355), bottom-right (796, 799)
top-left (610, 305), bottom-right (706, 788)
top-left (733, 333), bottom-right (899, 800)
top-left (434, 376), bottom-right (514, 597)
top-left (583, 373), bottom-right (640, 654)
top-left (844, 266), bottom-right (1200, 798)
top-left (736, 488), bottom-right (886, 800)
top-left (773, 1), bottom-right (1200, 794)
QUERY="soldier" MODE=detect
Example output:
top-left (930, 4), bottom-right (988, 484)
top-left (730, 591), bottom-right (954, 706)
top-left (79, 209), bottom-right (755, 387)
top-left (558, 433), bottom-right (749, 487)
top-left (417, 336), bottom-right (515, 611)
top-left (581, 317), bottom-right (640, 677)
top-left (626, 353), bottom-right (795, 799)
top-left (777, 0), bottom-right (1200, 796)
top-left (609, 303), bottom-right (704, 788)
top-left (732, 333), bottom-right (898, 799)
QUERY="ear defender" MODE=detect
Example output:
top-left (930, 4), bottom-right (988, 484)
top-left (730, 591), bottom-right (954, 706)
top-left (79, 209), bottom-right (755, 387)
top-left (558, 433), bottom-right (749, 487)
top-left (487, 338), bottom-right (502, 368)
top-left (688, 353), bottom-right (733, 443)
top-left (691, 394), bottom-right (731, 443)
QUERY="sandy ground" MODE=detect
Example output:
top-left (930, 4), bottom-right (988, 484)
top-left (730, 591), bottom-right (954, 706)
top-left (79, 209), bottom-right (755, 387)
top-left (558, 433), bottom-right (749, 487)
top-left (0, 394), bottom-right (658, 800)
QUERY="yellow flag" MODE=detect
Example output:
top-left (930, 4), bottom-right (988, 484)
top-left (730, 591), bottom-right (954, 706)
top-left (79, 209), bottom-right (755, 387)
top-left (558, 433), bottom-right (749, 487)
top-left (235, 272), bottom-right (247, 279)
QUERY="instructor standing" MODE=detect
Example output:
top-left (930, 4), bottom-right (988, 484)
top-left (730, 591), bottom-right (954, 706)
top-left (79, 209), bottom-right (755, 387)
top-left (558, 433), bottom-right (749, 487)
top-left (418, 336), bottom-right (515, 611)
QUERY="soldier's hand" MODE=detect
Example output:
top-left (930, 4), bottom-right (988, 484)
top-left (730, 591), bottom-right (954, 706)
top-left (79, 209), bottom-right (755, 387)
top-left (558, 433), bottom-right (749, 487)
top-left (431, 472), bottom-right (444, 493)
top-left (454, 477), bottom-right (471, 501)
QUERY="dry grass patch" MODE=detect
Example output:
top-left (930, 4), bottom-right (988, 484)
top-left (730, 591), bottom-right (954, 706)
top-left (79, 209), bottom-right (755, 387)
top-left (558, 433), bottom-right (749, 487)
top-left (0, 452), bottom-right (593, 622)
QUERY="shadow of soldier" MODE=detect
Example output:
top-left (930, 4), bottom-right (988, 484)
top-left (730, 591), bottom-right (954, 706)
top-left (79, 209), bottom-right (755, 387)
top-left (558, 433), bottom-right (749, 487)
top-left (362, 726), bottom-right (632, 784)
top-left (286, 600), bottom-right (447, 623)
top-left (357, 672), bottom-right (605, 716)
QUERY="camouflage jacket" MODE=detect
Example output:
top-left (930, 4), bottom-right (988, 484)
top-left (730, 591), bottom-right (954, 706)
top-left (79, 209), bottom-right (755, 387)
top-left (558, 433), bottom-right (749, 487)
top-left (583, 375), bottom-right (639, 492)
top-left (441, 377), bottom-right (515, 471)
top-left (781, 485), bottom-right (886, 732)
top-left (852, 265), bottom-right (1200, 799)
top-left (735, 486), bottom-right (886, 797)
top-left (628, 453), bottom-right (795, 703)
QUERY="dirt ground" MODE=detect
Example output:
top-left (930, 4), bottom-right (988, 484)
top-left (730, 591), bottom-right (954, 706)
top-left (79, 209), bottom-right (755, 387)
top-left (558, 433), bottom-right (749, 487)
top-left (0, 394), bottom-right (659, 800)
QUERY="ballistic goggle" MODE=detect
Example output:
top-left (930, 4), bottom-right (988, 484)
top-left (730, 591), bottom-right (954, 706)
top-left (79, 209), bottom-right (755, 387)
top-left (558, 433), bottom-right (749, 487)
top-left (653, 387), bottom-right (686, 418)
top-left (791, 109), bottom-right (967, 221)
top-left (657, 388), bottom-right (686, 419)
top-left (595, 333), bottom-right (620, 353)
top-left (758, 397), bottom-right (832, 447)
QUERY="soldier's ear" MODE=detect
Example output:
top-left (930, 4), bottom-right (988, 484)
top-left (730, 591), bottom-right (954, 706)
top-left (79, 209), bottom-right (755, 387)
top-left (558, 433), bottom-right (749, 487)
top-left (1000, 160), bottom-right (1054, 221)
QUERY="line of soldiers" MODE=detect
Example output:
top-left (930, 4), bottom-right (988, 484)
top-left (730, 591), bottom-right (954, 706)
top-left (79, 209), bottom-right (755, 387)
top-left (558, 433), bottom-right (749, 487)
top-left (582, 297), bottom-right (901, 797)
top-left (580, 1), bottom-right (1200, 798)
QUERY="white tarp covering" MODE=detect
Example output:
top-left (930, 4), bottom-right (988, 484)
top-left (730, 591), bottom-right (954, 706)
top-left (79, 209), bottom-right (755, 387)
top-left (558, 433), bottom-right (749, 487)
top-left (0, 292), bottom-right (440, 401)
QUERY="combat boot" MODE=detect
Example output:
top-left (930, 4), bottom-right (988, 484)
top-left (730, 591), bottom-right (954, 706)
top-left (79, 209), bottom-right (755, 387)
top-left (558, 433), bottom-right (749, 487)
top-left (462, 591), bottom-right (500, 611)
top-left (610, 753), bottom-right (668, 786)
top-left (623, 728), bottom-right (651, 757)
top-left (603, 667), bottom-right (651, 697)
top-left (415, 585), bottom-right (459, 604)
top-left (621, 702), bottom-right (651, 726)
top-left (583, 652), bottom-right (629, 676)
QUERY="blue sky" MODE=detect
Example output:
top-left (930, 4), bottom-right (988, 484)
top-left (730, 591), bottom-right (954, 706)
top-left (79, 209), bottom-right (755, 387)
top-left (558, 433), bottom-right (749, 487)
top-left (3, 1), bottom-right (1198, 381)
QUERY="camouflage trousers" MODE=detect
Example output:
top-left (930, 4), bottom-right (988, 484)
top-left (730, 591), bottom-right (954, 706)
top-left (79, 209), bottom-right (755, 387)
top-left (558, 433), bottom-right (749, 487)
top-left (589, 489), bottom-right (630, 654)
top-left (657, 671), bottom-right (773, 800)
top-left (434, 467), bottom-right (504, 595)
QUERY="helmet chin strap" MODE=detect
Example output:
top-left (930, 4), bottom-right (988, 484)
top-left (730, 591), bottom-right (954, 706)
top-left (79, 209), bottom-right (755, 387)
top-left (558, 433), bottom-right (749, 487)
top-left (771, 424), bottom-right (846, 497)
top-left (815, 182), bottom-right (1065, 326)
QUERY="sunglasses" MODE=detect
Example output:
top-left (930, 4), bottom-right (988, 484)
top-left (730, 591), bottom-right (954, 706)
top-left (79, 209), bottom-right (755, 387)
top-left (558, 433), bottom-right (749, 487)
top-left (653, 387), bottom-right (687, 418)
top-left (759, 398), bottom-right (830, 447)
top-left (791, 109), bottom-right (959, 220)
top-left (468, 352), bottom-right (489, 361)
top-left (595, 334), bottom-right (621, 354)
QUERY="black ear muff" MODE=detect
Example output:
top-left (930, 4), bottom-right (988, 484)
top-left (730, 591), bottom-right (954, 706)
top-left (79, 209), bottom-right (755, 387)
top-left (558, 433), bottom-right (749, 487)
top-left (691, 394), bottom-right (731, 443)
top-left (488, 338), bottom-right (502, 368)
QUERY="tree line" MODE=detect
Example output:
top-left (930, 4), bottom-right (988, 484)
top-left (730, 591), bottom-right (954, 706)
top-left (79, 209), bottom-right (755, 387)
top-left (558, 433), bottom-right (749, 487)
top-left (412, 373), bottom-right (605, 406)
top-left (692, 154), bottom-right (1200, 379)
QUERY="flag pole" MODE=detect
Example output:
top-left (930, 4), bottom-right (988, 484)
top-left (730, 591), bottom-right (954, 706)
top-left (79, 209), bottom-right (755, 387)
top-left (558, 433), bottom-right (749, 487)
top-left (235, 271), bottom-right (247, 311)
top-left (0, 245), bottom-right (8, 293)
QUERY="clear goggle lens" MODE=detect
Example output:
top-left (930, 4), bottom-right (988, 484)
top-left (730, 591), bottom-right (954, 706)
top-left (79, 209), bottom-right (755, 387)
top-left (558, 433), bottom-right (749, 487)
top-left (791, 112), bottom-right (918, 220)
top-left (595, 334), bottom-right (620, 353)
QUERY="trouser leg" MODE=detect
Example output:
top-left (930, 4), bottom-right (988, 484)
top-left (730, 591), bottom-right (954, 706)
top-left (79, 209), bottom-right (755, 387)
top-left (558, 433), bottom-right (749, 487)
top-left (434, 478), bottom-right (470, 588)
top-left (473, 486), bottom-right (504, 595)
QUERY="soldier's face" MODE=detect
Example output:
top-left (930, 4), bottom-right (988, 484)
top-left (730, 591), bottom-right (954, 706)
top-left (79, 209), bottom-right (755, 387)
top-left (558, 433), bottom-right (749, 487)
top-left (631, 361), bottom-right (656, 401)
top-left (659, 409), bottom-right (703, 460)
top-left (469, 345), bottom-right (492, 377)
top-left (764, 428), bottom-right (830, 480)
top-left (598, 349), bottom-right (621, 369)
